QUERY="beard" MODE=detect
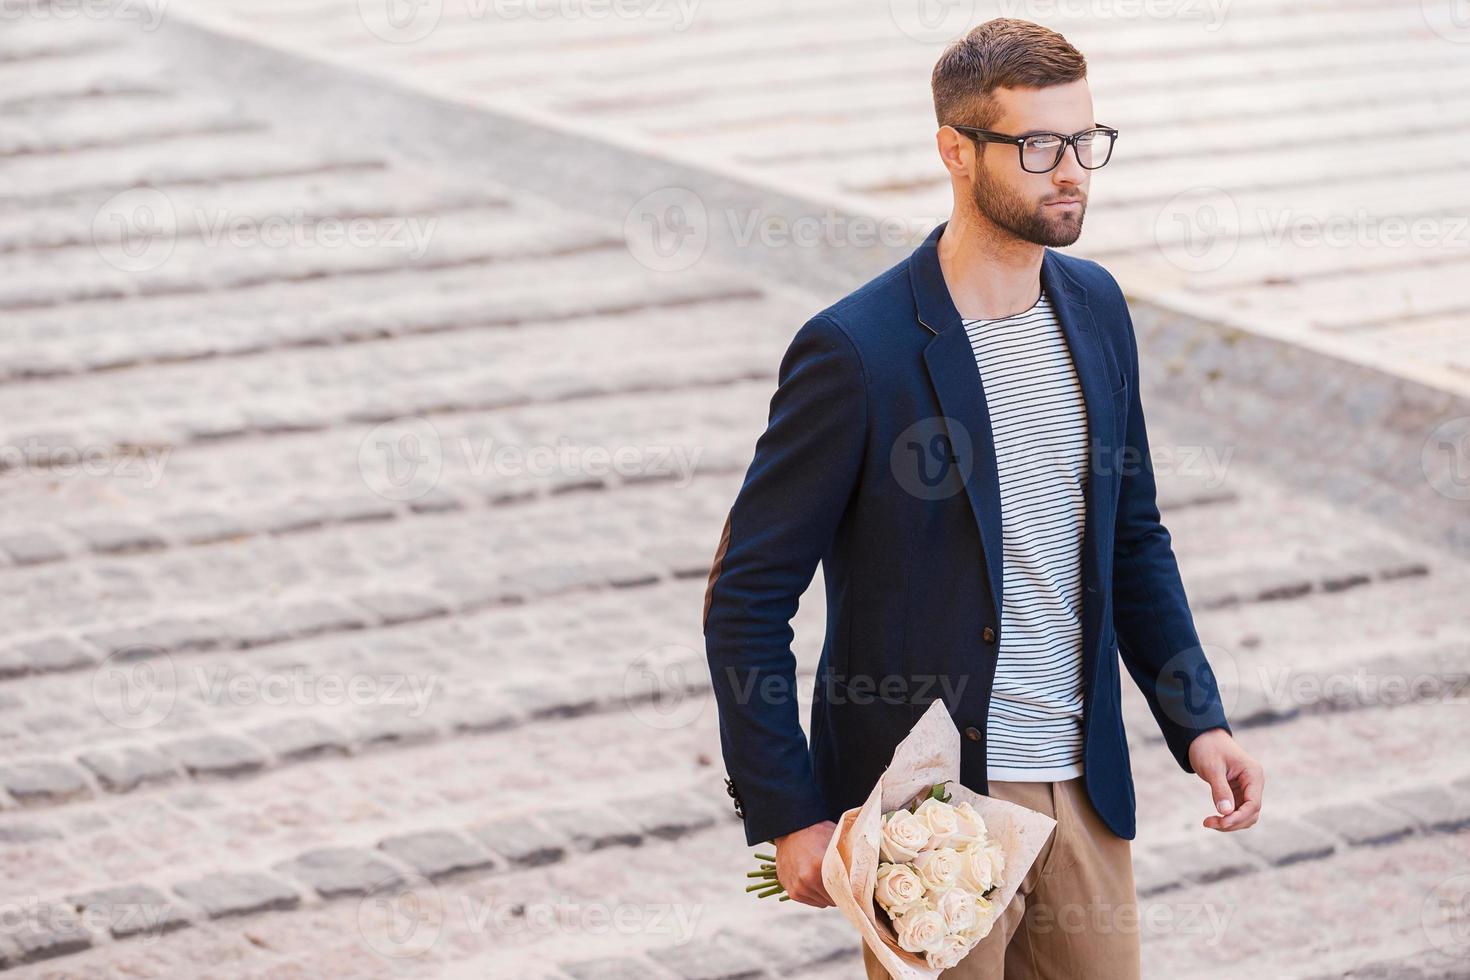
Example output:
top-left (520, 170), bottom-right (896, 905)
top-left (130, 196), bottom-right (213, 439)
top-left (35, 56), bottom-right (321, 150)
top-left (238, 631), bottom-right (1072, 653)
top-left (969, 170), bottom-right (1086, 247)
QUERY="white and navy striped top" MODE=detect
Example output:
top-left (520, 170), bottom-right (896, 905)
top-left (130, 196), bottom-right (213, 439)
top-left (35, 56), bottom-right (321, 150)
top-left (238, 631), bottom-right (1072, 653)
top-left (963, 289), bottom-right (1088, 782)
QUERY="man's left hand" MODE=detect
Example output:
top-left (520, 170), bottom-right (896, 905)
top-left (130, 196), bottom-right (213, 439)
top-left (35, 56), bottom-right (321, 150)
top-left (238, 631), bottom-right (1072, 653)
top-left (1187, 728), bottom-right (1264, 832)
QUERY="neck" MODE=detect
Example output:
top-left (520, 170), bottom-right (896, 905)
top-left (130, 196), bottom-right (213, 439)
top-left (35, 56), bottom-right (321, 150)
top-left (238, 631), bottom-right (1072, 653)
top-left (936, 207), bottom-right (1045, 321)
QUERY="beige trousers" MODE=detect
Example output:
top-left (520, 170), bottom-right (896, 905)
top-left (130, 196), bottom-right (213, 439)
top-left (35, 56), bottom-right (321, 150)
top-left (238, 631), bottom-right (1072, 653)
top-left (862, 776), bottom-right (1141, 980)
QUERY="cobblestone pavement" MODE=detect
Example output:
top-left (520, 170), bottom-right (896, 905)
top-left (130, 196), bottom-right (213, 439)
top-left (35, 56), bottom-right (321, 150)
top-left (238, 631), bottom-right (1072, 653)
top-left (166, 0), bottom-right (1470, 395)
top-left (0, 10), bottom-right (1469, 980)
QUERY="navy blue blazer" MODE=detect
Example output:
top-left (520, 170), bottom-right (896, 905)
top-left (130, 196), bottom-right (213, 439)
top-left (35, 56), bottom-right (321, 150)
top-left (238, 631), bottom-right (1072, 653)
top-left (702, 221), bottom-right (1232, 847)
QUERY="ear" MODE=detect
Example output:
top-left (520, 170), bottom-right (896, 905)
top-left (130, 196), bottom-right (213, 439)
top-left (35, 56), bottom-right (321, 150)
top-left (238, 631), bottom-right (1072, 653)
top-left (936, 126), bottom-right (971, 179)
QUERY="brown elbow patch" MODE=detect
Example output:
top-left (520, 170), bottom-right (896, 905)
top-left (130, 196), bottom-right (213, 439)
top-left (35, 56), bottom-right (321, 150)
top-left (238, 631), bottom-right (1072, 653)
top-left (703, 512), bottom-right (733, 632)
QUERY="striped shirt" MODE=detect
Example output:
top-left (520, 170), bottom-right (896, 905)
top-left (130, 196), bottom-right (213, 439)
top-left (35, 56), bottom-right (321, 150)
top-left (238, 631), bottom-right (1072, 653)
top-left (962, 289), bottom-right (1088, 782)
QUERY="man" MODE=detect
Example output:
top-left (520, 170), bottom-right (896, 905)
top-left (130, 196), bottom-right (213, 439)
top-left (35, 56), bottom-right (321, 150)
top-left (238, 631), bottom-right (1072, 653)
top-left (702, 18), bottom-right (1263, 978)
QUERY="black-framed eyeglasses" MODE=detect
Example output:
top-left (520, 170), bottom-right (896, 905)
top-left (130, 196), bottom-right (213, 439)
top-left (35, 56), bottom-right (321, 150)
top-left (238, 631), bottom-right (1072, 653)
top-left (952, 125), bottom-right (1119, 173)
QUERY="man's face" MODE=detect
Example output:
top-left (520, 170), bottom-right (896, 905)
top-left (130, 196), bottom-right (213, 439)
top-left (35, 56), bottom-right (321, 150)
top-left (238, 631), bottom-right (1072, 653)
top-left (962, 80), bottom-right (1096, 247)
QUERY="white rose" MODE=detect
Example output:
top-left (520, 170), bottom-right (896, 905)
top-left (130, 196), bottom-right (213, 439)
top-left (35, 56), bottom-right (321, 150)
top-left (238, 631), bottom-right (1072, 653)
top-left (911, 846), bottom-right (963, 893)
top-left (938, 886), bottom-right (977, 933)
top-left (961, 893), bottom-right (998, 944)
top-left (879, 808), bottom-right (931, 864)
top-left (926, 933), bottom-right (972, 971)
top-left (893, 907), bottom-right (947, 954)
top-left (950, 801), bottom-right (989, 846)
top-left (957, 840), bottom-right (1005, 894)
top-left (913, 797), bottom-right (960, 849)
top-left (874, 862), bottom-right (927, 916)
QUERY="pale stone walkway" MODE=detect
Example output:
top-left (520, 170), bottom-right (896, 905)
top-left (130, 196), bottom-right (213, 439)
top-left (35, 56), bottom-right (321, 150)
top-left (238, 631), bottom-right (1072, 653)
top-left (167, 0), bottom-right (1470, 395)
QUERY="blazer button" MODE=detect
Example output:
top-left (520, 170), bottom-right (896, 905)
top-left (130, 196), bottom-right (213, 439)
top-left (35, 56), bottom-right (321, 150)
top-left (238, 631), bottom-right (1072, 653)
top-left (982, 626), bottom-right (996, 644)
top-left (964, 726), bottom-right (983, 742)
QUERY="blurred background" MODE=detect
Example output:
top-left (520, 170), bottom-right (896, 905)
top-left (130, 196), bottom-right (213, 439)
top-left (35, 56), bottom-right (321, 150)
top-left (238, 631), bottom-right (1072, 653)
top-left (1, 0), bottom-right (1468, 977)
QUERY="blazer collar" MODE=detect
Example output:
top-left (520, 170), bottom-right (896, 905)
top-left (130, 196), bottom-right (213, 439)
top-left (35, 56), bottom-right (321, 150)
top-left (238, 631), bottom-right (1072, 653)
top-left (908, 219), bottom-right (1088, 333)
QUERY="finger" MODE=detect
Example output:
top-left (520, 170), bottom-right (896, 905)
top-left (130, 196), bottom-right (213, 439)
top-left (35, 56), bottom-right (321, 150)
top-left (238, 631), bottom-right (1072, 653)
top-left (1216, 794), bottom-right (1261, 831)
top-left (1197, 763), bottom-right (1235, 821)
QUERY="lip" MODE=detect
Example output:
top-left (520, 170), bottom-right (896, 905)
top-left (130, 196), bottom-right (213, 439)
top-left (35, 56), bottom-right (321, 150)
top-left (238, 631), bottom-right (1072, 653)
top-left (1045, 200), bottom-right (1083, 208)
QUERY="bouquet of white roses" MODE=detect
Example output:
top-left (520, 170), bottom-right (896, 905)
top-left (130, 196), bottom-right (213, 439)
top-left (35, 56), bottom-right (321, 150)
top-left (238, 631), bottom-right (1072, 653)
top-left (872, 782), bottom-right (1006, 969)
top-left (743, 701), bottom-right (1056, 979)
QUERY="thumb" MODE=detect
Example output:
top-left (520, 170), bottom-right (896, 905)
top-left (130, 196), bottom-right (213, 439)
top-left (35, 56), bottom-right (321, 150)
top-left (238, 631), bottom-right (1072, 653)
top-left (1198, 759), bottom-right (1234, 815)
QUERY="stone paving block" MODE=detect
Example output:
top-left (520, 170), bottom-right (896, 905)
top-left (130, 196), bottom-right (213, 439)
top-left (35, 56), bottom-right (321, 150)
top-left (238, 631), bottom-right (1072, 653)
top-left (9, 904), bottom-right (92, 965)
top-left (71, 521), bottom-right (166, 555)
top-left (646, 933), bottom-right (767, 980)
top-left (13, 636), bottom-right (97, 673)
top-left (131, 617), bottom-right (226, 654)
top-left (1233, 817), bottom-right (1337, 867)
top-left (353, 591), bottom-right (450, 625)
top-left (448, 696), bottom-right (520, 734)
top-left (355, 712), bottom-right (439, 749)
top-left (1301, 801), bottom-right (1417, 847)
top-left (509, 682), bottom-right (599, 721)
top-left (278, 600), bottom-right (370, 639)
top-left (377, 830), bottom-right (500, 880)
top-left (541, 806), bottom-right (643, 852)
top-left (0, 761), bottom-right (92, 806)
top-left (0, 647), bottom-right (26, 679)
top-left (470, 815), bottom-right (567, 868)
top-left (81, 626), bottom-right (160, 659)
top-left (77, 746), bottom-right (181, 792)
top-left (436, 574), bottom-right (529, 611)
top-left (158, 510), bottom-right (250, 545)
top-left (213, 611), bottom-right (294, 649)
top-left (1131, 853), bottom-right (1181, 897)
top-left (163, 734), bottom-right (270, 778)
top-left (1379, 787), bottom-right (1470, 834)
top-left (734, 913), bottom-right (858, 972)
top-left (1251, 568), bottom-right (1316, 602)
top-left (599, 559), bottom-right (662, 588)
top-left (1148, 838), bottom-right (1258, 885)
top-left (327, 495), bottom-right (398, 524)
top-left (68, 884), bottom-right (189, 938)
top-left (173, 872), bottom-right (301, 919)
top-left (260, 501), bottom-right (330, 535)
top-left (408, 488), bottom-right (464, 513)
top-left (644, 544), bottom-right (719, 580)
top-left (504, 563), bottom-right (606, 598)
top-left (276, 847), bottom-right (402, 898)
top-left (249, 717), bottom-right (351, 761)
top-left (0, 822), bottom-right (63, 843)
top-left (0, 530), bottom-right (68, 565)
top-left (561, 958), bottom-right (677, 980)
top-left (612, 792), bottom-right (717, 841)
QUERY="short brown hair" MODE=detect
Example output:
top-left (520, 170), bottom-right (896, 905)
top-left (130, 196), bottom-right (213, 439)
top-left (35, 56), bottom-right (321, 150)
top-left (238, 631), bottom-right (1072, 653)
top-left (931, 19), bottom-right (1087, 129)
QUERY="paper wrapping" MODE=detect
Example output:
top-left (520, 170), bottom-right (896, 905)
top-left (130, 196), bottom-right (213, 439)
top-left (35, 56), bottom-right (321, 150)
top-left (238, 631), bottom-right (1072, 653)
top-left (819, 700), bottom-right (1058, 979)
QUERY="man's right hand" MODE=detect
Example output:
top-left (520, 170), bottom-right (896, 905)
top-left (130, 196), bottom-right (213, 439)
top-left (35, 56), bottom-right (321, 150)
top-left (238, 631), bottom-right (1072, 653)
top-left (772, 820), bottom-right (838, 907)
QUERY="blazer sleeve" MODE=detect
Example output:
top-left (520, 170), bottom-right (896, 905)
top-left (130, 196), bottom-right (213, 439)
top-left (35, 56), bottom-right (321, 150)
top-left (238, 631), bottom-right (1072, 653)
top-left (1108, 283), bottom-right (1233, 772)
top-left (702, 313), bottom-right (867, 847)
